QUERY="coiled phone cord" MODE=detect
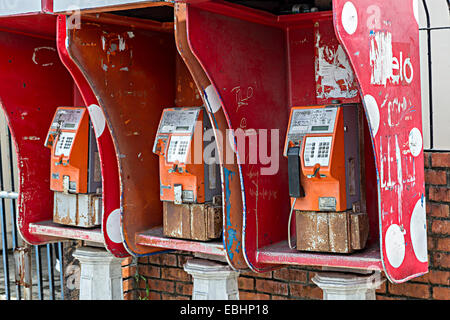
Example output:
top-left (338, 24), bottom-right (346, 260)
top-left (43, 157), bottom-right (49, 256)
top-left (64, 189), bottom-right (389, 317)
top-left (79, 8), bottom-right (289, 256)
top-left (288, 198), bottom-right (297, 250)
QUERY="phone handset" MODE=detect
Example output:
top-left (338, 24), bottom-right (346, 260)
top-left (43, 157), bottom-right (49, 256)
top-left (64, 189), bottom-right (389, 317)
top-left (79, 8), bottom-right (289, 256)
top-left (287, 143), bottom-right (305, 249)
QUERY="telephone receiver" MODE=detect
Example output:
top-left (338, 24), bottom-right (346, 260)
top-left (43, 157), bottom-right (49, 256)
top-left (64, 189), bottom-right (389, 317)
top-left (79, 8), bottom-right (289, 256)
top-left (287, 145), bottom-right (305, 198)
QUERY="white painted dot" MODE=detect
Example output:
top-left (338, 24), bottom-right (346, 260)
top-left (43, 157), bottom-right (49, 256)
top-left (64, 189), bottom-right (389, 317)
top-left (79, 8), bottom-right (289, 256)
top-left (228, 129), bottom-right (237, 154)
top-left (413, 0), bottom-right (419, 26)
top-left (385, 224), bottom-right (405, 268)
top-left (410, 197), bottom-right (428, 263)
top-left (204, 85), bottom-right (221, 114)
top-left (409, 127), bottom-right (422, 157)
top-left (341, 2), bottom-right (358, 35)
top-left (106, 209), bottom-right (122, 244)
top-left (364, 94), bottom-right (380, 136)
top-left (87, 104), bottom-right (106, 138)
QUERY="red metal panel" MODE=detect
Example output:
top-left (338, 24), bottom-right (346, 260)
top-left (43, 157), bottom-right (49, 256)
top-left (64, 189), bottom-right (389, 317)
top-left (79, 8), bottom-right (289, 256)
top-left (185, 1), bottom-right (367, 272)
top-left (257, 241), bottom-right (382, 271)
top-left (0, 14), bottom-right (74, 244)
top-left (186, 4), bottom-right (289, 272)
top-left (56, 15), bottom-right (128, 257)
top-left (333, 0), bottom-right (427, 283)
top-left (174, 3), bottom-right (248, 270)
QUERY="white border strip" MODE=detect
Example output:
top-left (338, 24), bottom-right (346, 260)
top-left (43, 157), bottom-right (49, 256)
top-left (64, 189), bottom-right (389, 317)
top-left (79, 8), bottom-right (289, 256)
top-left (53, 0), bottom-right (157, 13)
top-left (0, 0), bottom-right (42, 16)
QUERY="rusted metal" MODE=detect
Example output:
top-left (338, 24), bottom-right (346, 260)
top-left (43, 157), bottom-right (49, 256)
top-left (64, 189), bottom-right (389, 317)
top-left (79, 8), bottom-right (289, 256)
top-left (163, 201), bottom-right (222, 241)
top-left (53, 192), bottom-right (102, 228)
top-left (257, 240), bottom-right (382, 270)
top-left (295, 210), bottom-right (369, 254)
top-left (29, 220), bottom-right (104, 243)
top-left (136, 226), bottom-right (225, 256)
top-left (13, 245), bottom-right (32, 300)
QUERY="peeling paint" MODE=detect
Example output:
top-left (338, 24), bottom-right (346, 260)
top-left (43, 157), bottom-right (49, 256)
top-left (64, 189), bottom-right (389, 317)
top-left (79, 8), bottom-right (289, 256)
top-left (22, 136), bottom-right (40, 141)
top-left (223, 167), bottom-right (241, 260)
top-left (315, 30), bottom-right (357, 99)
top-left (118, 35), bottom-right (126, 51)
top-left (369, 31), bottom-right (393, 85)
top-left (32, 46), bottom-right (56, 67)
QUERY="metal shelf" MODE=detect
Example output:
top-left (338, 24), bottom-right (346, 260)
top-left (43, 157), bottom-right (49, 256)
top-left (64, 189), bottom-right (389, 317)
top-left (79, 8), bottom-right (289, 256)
top-left (256, 241), bottom-right (383, 271)
top-left (136, 226), bottom-right (225, 256)
top-left (29, 220), bottom-right (103, 243)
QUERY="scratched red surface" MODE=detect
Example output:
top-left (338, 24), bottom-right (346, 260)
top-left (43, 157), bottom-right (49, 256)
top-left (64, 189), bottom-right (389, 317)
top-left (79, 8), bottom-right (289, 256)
top-left (333, 0), bottom-right (427, 283)
top-left (57, 16), bottom-right (129, 257)
top-left (186, 2), bottom-right (376, 273)
top-left (0, 14), bottom-right (74, 244)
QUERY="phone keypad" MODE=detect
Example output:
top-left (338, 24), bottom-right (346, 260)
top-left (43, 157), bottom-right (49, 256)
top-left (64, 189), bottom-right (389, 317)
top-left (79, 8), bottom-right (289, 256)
top-left (303, 136), bottom-right (333, 167)
top-left (318, 141), bottom-right (330, 158)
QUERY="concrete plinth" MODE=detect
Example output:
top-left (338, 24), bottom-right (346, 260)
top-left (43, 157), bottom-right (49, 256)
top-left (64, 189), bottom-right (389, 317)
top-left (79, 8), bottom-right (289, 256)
top-left (72, 247), bottom-right (124, 300)
top-left (183, 259), bottom-right (239, 300)
top-left (312, 270), bottom-right (384, 300)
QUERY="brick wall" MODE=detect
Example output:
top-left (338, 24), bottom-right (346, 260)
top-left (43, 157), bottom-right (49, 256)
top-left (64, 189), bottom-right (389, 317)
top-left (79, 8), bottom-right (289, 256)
top-left (121, 152), bottom-right (450, 300)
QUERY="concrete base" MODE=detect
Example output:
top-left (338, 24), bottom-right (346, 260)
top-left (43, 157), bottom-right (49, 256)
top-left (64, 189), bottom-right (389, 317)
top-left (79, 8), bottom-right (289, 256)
top-left (72, 247), bottom-right (124, 300)
top-left (184, 259), bottom-right (239, 300)
top-left (312, 270), bottom-right (385, 300)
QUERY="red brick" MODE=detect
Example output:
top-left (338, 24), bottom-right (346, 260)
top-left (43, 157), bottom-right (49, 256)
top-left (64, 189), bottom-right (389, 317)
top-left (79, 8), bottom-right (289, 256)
top-left (432, 286), bottom-right (450, 300)
top-left (428, 237), bottom-right (436, 251)
top-left (138, 256), bottom-right (149, 264)
top-left (122, 265), bottom-right (136, 279)
top-left (428, 203), bottom-right (449, 218)
top-left (289, 283), bottom-right (323, 300)
top-left (123, 278), bottom-right (135, 292)
top-left (238, 277), bottom-right (254, 291)
top-left (429, 271), bottom-right (450, 286)
top-left (162, 293), bottom-right (189, 300)
top-left (434, 252), bottom-right (450, 268)
top-left (148, 255), bottom-right (162, 264)
top-left (436, 238), bottom-right (450, 252)
top-left (149, 279), bottom-right (175, 293)
top-left (376, 295), bottom-right (406, 300)
top-left (121, 257), bottom-right (134, 267)
top-left (376, 281), bottom-right (387, 294)
top-left (123, 291), bottom-right (136, 300)
top-left (273, 268), bottom-right (308, 283)
top-left (239, 291), bottom-right (270, 300)
top-left (388, 282), bottom-right (430, 299)
top-left (146, 291), bottom-right (161, 300)
top-left (256, 279), bottom-right (288, 296)
top-left (414, 270), bottom-right (450, 285)
top-left (424, 153), bottom-right (431, 168)
top-left (148, 254), bottom-right (177, 266)
top-left (162, 267), bottom-right (191, 281)
top-left (176, 282), bottom-right (193, 296)
top-left (139, 264), bottom-right (161, 278)
top-left (429, 186), bottom-right (450, 202)
top-left (431, 220), bottom-right (450, 235)
top-left (431, 153), bottom-right (450, 168)
top-left (177, 255), bottom-right (192, 268)
top-left (242, 270), bottom-right (272, 279)
top-left (425, 169), bottom-right (447, 185)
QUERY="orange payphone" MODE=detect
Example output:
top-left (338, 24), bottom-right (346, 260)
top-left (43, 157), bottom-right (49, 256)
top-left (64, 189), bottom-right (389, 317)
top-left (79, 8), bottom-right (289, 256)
top-left (153, 106), bottom-right (222, 241)
top-left (45, 107), bottom-right (102, 228)
top-left (284, 103), bottom-right (369, 253)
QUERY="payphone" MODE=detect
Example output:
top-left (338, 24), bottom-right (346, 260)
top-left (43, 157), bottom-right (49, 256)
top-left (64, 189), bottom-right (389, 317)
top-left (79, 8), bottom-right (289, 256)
top-left (284, 103), bottom-right (369, 253)
top-left (153, 106), bottom-right (222, 241)
top-left (45, 107), bottom-right (102, 228)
